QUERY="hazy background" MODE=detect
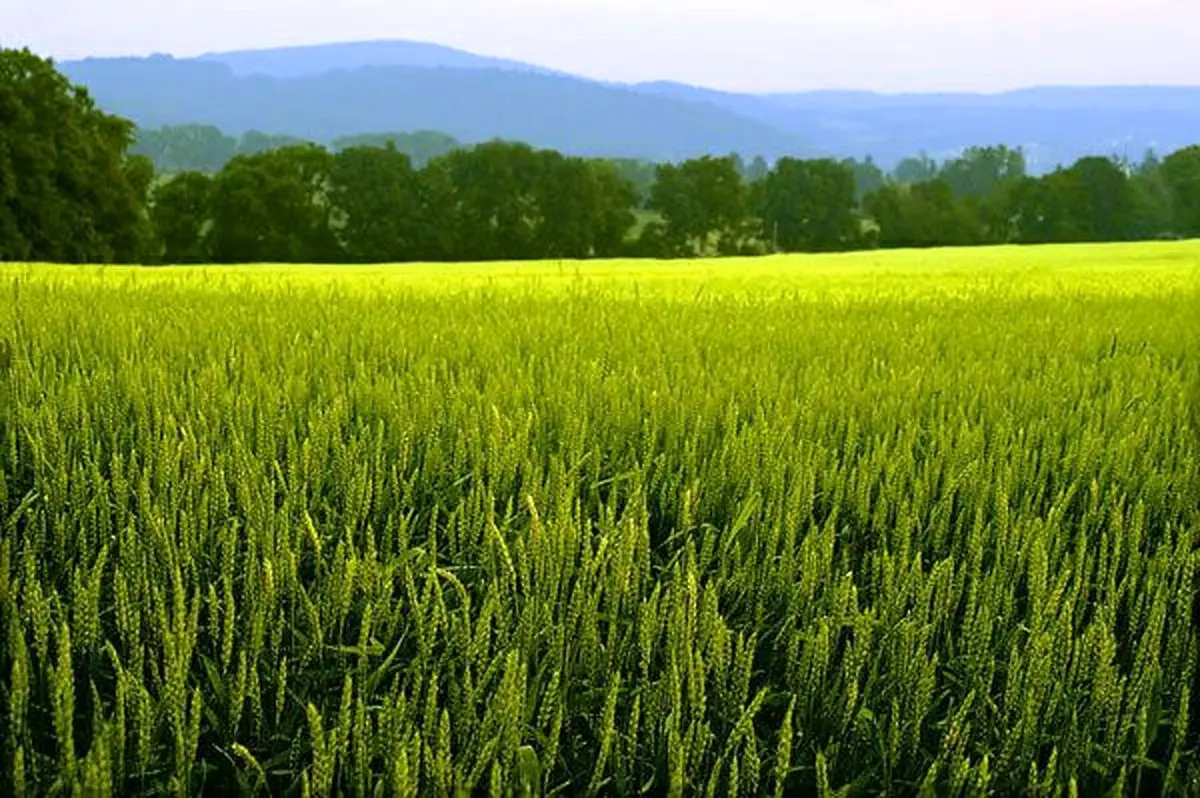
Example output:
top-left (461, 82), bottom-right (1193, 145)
top-left (4, 0), bottom-right (1198, 92)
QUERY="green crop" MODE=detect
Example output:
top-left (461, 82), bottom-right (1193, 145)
top-left (0, 242), bottom-right (1197, 796)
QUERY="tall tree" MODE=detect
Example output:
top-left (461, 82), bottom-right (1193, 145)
top-left (586, 160), bottom-right (640, 257)
top-left (413, 158), bottom-right (462, 261)
top-left (942, 147), bottom-right (1029, 244)
top-left (648, 156), bottom-right (747, 256)
top-left (149, 171), bottom-right (213, 263)
top-left (1160, 144), bottom-right (1200, 237)
top-left (530, 151), bottom-right (595, 259)
top-left (534, 153), bottom-right (636, 259)
top-left (864, 179), bottom-right (981, 248)
top-left (1007, 156), bottom-right (1135, 243)
top-left (759, 158), bottom-right (859, 252)
top-left (328, 144), bottom-right (425, 263)
top-left (206, 145), bottom-right (340, 263)
top-left (428, 140), bottom-right (548, 261)
top-left (108, 154), bottom-right (158, 263)
top-left (0, 47), bottom-right (154, 262)
top-left (1062, 156), bottom-right (1136, 241)
top-left (1129, 150), bottom-right (1174, 239)
top-left (424, 142), bottom-right (637, 261)
top-left (1006, 174), bottom-right (1076, 244)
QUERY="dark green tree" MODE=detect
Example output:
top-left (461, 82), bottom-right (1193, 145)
top-left (759, 158), bottom-right (859, 252)
top-left (425, 142), bottom-right (637, 261)
top-left (648, 155), bottom-right (747, 256)
top-left (427, 140), bottom-right (548, 261)
top-left (1129, 150), bottom-right (1175, 239)
top-left (1006, 174), bottom-right (1076, 243)
top-left (206, 144), bottom-right (340, 263)
top-left (864, 179), bottom-right (981, 248)
top-left (586, 160), bottom-right (640, 257)
top-left (1161, 144), bottom-right (1200, 236)
top-left (149, 171), bottom-right (213, 263)
top-left (1062, 156), bottom-right (1136, 241)
top-left (109, 154), bottom-right (158, 263)
top-left (413, 158), bottom-right (462, 261)
top-left (0, 47), bottom-right (155, 262)
top-left (1006, 157), bottom-right (1134, 243)
top-left (328, 144), bottom-right (425, 263)
top-left (529, 151), bottom-right (596, 259)
top-left (535, 154), bottom-right (636, 258)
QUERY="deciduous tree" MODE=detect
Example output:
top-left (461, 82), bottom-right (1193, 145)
top-left (759, 158), bottom-right (859, 252)
top-left (1161, 144), bottom-right (1200, 236)
top-left (150, 171), bottom-right (213, 263)
top-left (0, 47), bottom-right (155, 262)
top-left (329, 144), bottom-right (425, 263)
top-left (206, 145), bottom-right (339, 263)
top-left (648, 156), bottom-right (747, 256)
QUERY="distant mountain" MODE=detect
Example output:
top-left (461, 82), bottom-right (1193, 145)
top-left (195, 39), bottom-right (567, 79)
top-left (632, 82), bottom-right (1200, 171)
top-left (761, 86), bottom-right (1200, 113)
top-left (57, 41), bottom-right (1200, 170)
top-left (59, 55), bottom-right (814, 163)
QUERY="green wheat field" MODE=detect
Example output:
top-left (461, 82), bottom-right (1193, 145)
top-left (1, 242), bottom-right (1198, 796)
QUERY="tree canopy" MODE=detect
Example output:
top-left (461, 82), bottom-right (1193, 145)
top-left (3, 47), bottom-right (1200, 266)
top-left (0, 48), bottom-right (153, 263)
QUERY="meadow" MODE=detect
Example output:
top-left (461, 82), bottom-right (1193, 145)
top-left (0, 242), bottom-right (1197, 796)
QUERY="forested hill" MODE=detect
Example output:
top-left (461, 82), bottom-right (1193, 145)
top-left (631, 82), bottom-right (1200, 171)
top-left (58, 40), bottom-right (1200, 169)
top-left (58, 55), bottom-right (813, 163)
top-left (130, 126), bottom-right (468, 175)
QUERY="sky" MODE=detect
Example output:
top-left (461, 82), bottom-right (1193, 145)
top-left (3, 0), bottom-right (1197, 93)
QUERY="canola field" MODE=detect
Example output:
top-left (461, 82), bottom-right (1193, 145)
top-left (0, 243), bottom-right (1197, 796)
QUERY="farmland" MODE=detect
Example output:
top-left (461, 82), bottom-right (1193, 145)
top-left (0, 242), bottom-right (1197, 796)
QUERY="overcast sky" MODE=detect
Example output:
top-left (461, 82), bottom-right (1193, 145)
top-left (3, 0), bottom-right (1197, 92)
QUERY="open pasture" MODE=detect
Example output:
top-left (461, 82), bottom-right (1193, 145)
top-left (0, 243), bottom-right (1197, 796)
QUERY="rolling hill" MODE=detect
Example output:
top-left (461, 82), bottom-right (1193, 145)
top-left (59, 54), bottom-right (814, 163)
top-left (57, 41), bottom-right (1200, 169)
top-left (630, 81), bottom-right (1200, 170)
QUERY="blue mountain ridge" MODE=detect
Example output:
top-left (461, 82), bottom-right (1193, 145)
top-left (58, 39), bottom-right (1200, 170)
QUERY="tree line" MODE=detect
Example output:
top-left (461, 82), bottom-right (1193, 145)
top-left (131, 124), bottom-right (465, 174)
top-left (3, 48), bottom-right (1199, 265)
